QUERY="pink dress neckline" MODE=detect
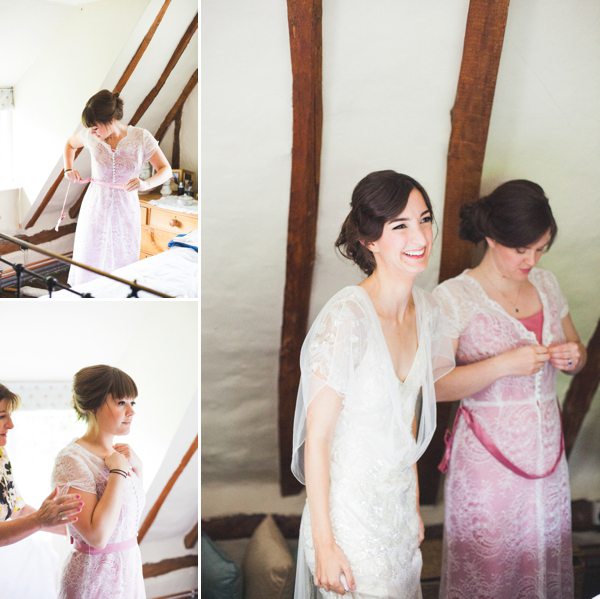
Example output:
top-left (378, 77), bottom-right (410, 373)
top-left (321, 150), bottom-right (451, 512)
top-left (517, 308), bottom-right (544, 344)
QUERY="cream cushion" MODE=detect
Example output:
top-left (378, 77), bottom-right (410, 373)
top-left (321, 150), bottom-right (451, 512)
top-left (242, 515), bottom-right (295, 599)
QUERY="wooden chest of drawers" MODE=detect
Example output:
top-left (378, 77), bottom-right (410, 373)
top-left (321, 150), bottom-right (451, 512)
top-left (139, 194), bottom-right (198, 259)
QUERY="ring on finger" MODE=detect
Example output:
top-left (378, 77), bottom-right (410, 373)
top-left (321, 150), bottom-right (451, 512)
top-left (568, 360), bottom-right (572, 366)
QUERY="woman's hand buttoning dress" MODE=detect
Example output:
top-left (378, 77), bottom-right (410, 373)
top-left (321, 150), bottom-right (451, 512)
top-left (63, 89), bottom-right (172, 286)
top-left (292, 171), bottom-right (455, 599)
top-left (433, 179), bottom-right (586, 599)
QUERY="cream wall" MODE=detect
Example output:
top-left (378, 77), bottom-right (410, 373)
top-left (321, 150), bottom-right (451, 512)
top-left (13, 0), bottom-right (151, 209)
top-left (202, 0), bottom-right (600, 516)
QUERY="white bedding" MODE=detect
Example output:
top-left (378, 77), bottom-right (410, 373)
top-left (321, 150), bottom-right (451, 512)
top-left (45, 246), bottom-right (198, 299)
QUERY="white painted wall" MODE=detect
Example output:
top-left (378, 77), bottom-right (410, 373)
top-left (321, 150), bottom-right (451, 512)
top-left (203, 0), bottom-right (600, 517)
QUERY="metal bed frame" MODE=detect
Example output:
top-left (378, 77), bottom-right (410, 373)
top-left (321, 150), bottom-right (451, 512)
top-left (0, 232), bottom-right (172, 298)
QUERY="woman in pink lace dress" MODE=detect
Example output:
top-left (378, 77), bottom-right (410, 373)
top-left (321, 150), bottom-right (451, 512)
top-left (64, 89), bottom-right (172, 286)
top-left (433, 180), bottom-right (587, 599)
top-left (52, 365), bottom-right (146, 599)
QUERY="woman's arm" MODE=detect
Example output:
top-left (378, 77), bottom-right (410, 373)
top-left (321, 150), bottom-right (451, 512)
top-left (113, 443), bottom-right (142, 483)
top-left (435, 338), bottom-right (551, 403)
top-left (305, 384), bottom-right (356, 595)
top-left (68, 451), bottom-right (131, 549)
top-left (0, 488), bottom-right (82, 547)
top-left (548, 313), bottom-right (587, 375)
top-left (64, 131), bottom-right (85, 181)
top-left (412, 415), bottom-right (424, 545)
top-left (125, 147), bottom-right (172, 192)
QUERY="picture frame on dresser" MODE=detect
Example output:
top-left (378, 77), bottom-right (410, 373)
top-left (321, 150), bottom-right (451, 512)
top-left (171, 169), bottom-right (196, 188)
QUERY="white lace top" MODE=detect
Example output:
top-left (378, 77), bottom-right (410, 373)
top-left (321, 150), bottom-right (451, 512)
top-left (51, 440), bottom-right (146, 599)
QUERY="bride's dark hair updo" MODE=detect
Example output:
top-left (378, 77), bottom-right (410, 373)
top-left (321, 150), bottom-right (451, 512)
top-left (335, 170), bottom-right (434, 275)
top-left (459, 179), bottom-right (558, 249)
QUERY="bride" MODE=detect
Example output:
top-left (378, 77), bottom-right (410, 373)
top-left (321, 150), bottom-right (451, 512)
top-left (292, 170), bottom-right (454, 598)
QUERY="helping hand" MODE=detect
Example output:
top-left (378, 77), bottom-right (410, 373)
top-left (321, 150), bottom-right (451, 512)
top-left (124, 177), bottom-right (149, 192)
top-left (34, 488), bottom-right (83, 529)
top-left (548, 342), bottom-right (581, 372)
top-left (501, 344), bottom-right (550, 377)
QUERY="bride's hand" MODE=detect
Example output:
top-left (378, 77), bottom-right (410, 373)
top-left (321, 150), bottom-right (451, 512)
top-left (314, 541), bottom-right (356, 594)
top-left (113, 443), bottom-right (142, 473)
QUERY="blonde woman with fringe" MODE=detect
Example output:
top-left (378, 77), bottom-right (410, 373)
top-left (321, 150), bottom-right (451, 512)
top-left (0, 383), bottom-right (82, 546)
top-left (52, 365), bottom-right (146, 599)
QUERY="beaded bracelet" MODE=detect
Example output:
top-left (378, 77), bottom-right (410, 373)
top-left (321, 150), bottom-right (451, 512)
top-left (109, 469), bottom-right (129, 479)
top-left (64, 168), bottom-right (72, 173)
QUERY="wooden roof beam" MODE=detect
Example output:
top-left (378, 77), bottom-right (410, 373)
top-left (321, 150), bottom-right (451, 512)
top-left (155, 70), bottom-right (198, 143)
top-left (563, 318), bottom-right (600, 457)
top-left (138, 435), bottom-right (198, 543)
top-left (418, 0), bottom-right (511, 505)
top-left (278, 0), bottom-right (323, 497)
top-left (129, 13), bottom-right (198, 127)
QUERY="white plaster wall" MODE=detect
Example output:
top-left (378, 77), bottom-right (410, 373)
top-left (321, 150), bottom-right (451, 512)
top-left (12, 0), bottom-right (151, 210)
top-left (479, 0), bottom-right (600, 500)
top-left (201, 0), bottom-right (293, 488)
top-left (202, 0), bottom-right (600, 516)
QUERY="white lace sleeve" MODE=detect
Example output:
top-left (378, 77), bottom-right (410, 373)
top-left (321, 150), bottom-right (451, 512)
top-left (428, 292), bottom-right (457, 382)
top-left (142, 129), bottom-right (159, 162)
top-left (291, 291), bottom-right (367, 484)
top-left (432, 281), bottom-right (468, 339)
top-left (51, 450), bottom-right (97, 495)
top-left (547, 270), bottom-right (569, 319)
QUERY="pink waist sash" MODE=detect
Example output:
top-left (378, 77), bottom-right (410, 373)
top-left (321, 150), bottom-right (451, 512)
top-left (439, 403), bottom-right (564, 479)
top-left (70, 535), bottom-right (138, 555)
top-left (55, 178), bottom-right (127, 231)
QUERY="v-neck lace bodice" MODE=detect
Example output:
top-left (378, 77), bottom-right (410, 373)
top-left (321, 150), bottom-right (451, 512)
top-left (293, 285), bottom-right (455, 598)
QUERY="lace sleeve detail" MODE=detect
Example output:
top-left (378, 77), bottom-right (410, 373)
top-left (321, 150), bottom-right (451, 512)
top-left (142, 129), bottom-right (159, 162)
top-left (304, 295), bottom-right (366, 398)
top-left (52, 449), bottom-right (97, 495)
top-left (546, 270), bottom-right (569, 319)
top-left (427, 292), bottom-right (457, 381)
top-left (292, 289), bottom-right (368, 484)
top-left (432, 281), bottom-right (467, 339)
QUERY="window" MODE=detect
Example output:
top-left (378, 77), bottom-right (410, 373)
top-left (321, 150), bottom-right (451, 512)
top-left (5, 382), bottom-right (85, 507)
top-left (0, 88), bottom-right (15, 188)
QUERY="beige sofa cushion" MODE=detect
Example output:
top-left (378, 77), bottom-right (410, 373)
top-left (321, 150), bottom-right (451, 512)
top-left (242, 515), bottom-right (295, 599)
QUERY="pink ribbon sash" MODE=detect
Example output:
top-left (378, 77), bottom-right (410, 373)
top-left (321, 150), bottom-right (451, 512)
top-left (55, 178), bottom-right (126, 231)
top-left (438, 403), bottom-right (564, 480)
top-left (70, 535), bottom-right (137, 555)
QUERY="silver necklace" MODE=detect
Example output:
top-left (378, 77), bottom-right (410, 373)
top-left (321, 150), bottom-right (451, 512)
top-left (480, 268), bottom-right (523, 314)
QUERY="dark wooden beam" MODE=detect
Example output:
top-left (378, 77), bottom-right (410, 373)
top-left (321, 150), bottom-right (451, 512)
top-left (155, 70), bottom-right (198, 143)
top-left (0, 223), bottom-right (77, 256)
top-left (143, 555), bottom-right (197, 578)
top-left (418, 0), bottom-right (511, 505)
top-left (25, 1), bottom-right (172, 230)
top-left (138, 435), bottom-right (198, 542)
top-left (201, 513), bottom-right (302, 540)
top-left (563, 319), bottom-right (600, 457)
top-left (184, 521), bottom-right (197, 549)
top-left (129, 13), bottom-right (198, 127)
top-left (278, 0), bottom-right (323, 498)
top-left (114, 0), bottom-right (172, 94)
top-left (172, 107), bottom-right (183, 169)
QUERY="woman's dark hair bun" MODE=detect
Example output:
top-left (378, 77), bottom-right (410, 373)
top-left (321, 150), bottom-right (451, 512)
top-left (458, 179), bottom-right (557, 249)
top-left (458, 200), bottom-right (487, 244)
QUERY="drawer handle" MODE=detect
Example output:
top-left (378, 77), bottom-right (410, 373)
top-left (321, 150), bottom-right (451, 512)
top-left (169, 218), bottom-right (181, 227)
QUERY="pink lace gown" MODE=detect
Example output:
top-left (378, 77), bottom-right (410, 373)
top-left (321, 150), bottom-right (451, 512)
top-left (68, 126), bottom-right (159, 286)
top-left (52, 441), bottom-right (146, 599)
top-left (433, 268), bottom-right (573, 599)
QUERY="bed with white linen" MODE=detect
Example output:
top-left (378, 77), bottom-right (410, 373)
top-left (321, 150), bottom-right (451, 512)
top-left (45, 230), bottom-right (198, 299)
